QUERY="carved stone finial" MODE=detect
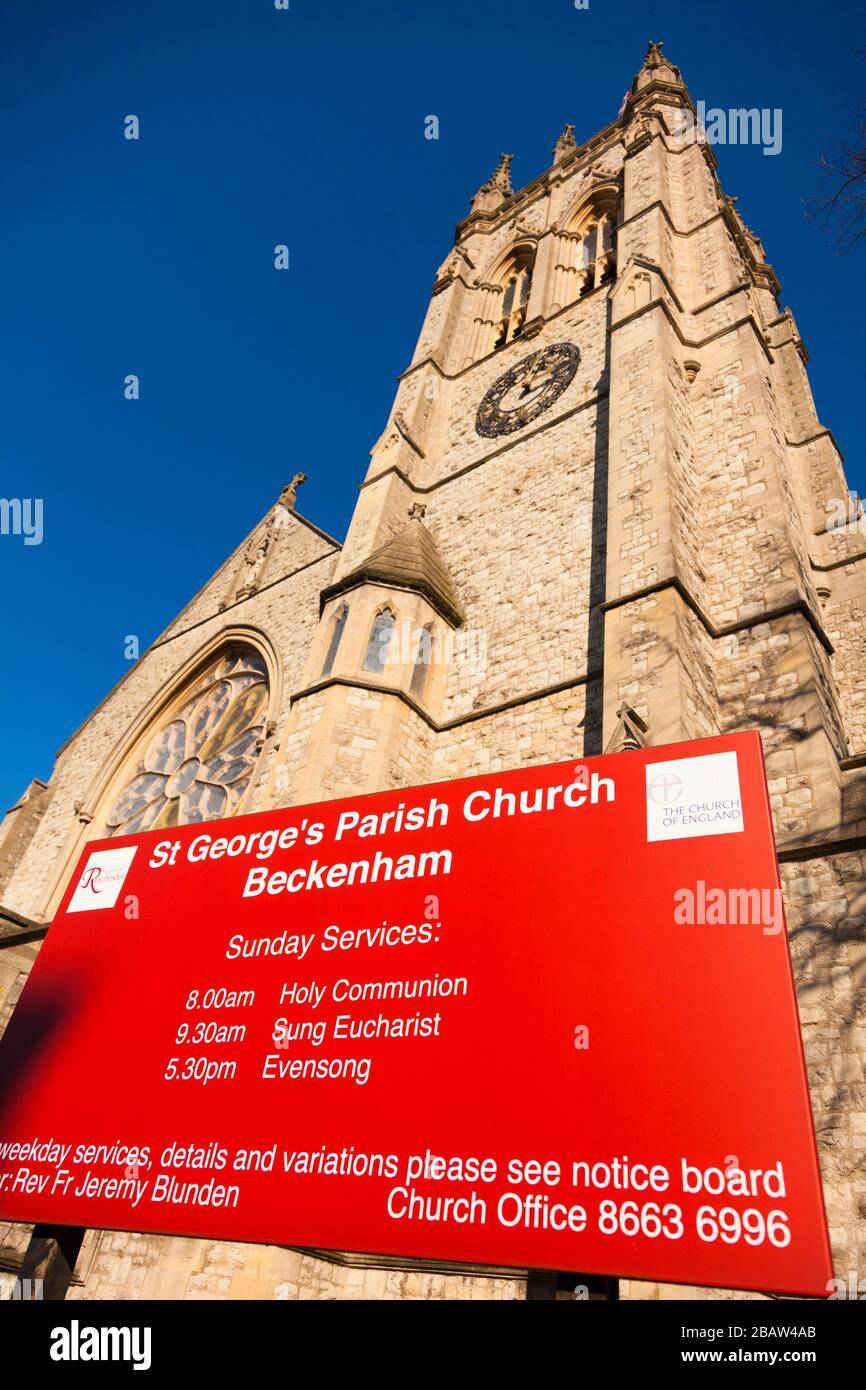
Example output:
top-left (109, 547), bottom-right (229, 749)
top-left (489, 152), bottom-right (513, 195)
top-left (469, 153), bottom-right (514, 215)
top-left (408, 502), bottom-right (427, 522)
top-left (279, 472), bottom-right (307, 510)
top-left (604, 703), bottom-right (650, 754)
top-left (552, 123), bottom-right (577, 163)
top-left (632, 38), bottom-right (682, 95)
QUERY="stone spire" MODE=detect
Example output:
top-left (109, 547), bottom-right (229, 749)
top-left (321, 505), bottom-right (464, 628)
top-left (469, 153), bottom-right (514, 214)
top-left (552, 123), bottom-right (577, 163)
top-left (488, 152), bottom-right (513, 195)
top-left (630, 39), bottom-right (684, 97)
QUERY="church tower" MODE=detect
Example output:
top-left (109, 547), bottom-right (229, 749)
top-left (1, 42), bottom-right (864, 1301)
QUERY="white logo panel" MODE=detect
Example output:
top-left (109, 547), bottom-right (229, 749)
top-left (646, 751), bottom-right (743, 842)
top-left (67, 846), bottom-right (138, 913)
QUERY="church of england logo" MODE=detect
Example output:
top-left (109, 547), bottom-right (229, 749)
top-left (645, 751), bottom-right (744, 842)
top-left (66, 846), bottom-right (138, 913)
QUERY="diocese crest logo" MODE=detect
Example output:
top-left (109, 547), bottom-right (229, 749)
top-left (66, 846), bottom-right (138, 913)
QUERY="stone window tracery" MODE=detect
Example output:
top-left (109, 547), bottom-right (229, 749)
top-left (104, 648), bottom-right (269, 836)
top-left (465, 245), bottom-right (538, 363)
top-left (551, 192), bottom-right (619, 310)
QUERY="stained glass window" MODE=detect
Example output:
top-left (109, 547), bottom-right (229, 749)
top-left (104, 648), bottom-right (269, 836)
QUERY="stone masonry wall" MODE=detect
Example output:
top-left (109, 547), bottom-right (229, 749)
top-left (0, 782), bottom-right (51, 899)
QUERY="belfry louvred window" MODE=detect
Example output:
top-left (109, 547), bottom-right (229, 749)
top-left (580, 215), bottom-right (615, 293)
top-left (103, 647), bottom-right (269, 836)
top-left (575, 196), bottom-right (618, 296)
top-left (494, 249), bottom-right (534, 349)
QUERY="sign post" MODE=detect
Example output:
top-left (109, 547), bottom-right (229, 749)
top-left (0, 732), bottom-right (833, 1296)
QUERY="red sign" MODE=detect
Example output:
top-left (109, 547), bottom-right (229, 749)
top-left (0, 732), bottom-right (832, 1295)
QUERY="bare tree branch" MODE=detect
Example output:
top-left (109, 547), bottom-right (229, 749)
top-left (807, 53), bottom-right (866, 252)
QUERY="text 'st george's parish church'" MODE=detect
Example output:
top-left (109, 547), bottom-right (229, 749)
top-left (1, 42), bottom-right (864, 1300)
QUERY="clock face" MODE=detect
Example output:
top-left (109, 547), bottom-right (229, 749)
top-left (475, 342), bottom-right (581, 438)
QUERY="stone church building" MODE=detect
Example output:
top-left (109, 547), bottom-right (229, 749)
top-left (1, 43), bottom-right (863, 1300)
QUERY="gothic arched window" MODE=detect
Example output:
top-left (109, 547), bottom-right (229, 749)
top-left (363, 608), bottom-right (396, 675)
top-left (104, 647), bottom-right (269, 836)
top-left (321, 603), bottom-right (349, 677)
top-left (571, 194), bottom-right (618, 298)
top-left (494, 248), bottom-right (535, 349)
top-left (410, 624), bottom-right (434, 698)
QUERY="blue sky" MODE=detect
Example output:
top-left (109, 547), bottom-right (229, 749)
top-left (0, 0), bottom-right (863, 811)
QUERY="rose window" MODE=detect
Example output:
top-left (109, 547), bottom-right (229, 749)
top-left (104, 649), bottom-right (269, 836)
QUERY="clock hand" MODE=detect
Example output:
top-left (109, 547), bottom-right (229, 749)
top-left (519, 367), bottom-right (552, 396)
top-left (518, 356), bottom-right (542, 392)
